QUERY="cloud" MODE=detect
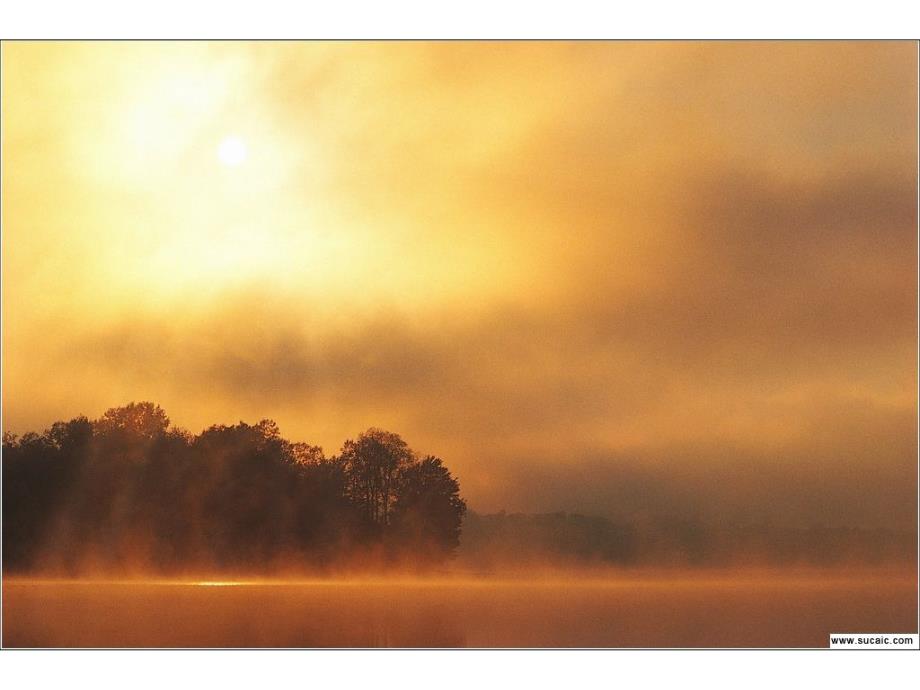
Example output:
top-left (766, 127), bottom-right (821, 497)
top-left (3, 41), bottom-right (916, 529)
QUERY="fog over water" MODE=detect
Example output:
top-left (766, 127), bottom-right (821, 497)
top-left (2, 41), bottom-right (917, 650)
top-left (4, 571), bottom-right (915, 648)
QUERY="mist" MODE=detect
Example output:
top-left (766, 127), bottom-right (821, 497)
top-left (4, 403), bottom-right (914, 581)
top-left (4, 42), bottom-right (916, 533)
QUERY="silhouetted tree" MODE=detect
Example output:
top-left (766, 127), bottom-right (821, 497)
top-left (2, 404), bottom-right (470, 574)
top-left (193, 420), bottom-right (300, 567)
top-left (2, 417), bottom-right (93, 571)
top-left (339, 428), bottom-right (414, 529)
top-left (390, 455), bottom-right (467, 560)
top-left (95, 402), bottom-right (169, 440)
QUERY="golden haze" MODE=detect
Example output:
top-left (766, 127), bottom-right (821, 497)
top-left (2, 41), bottom-right (917, 526)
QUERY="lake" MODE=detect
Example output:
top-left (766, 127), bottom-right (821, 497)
top-left (3, 570), bottom-right (916, 647)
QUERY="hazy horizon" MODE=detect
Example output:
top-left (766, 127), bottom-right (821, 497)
top-left (3, 41), bottom-right (917, 531)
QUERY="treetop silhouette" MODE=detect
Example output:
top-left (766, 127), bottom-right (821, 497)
top-left (2, 402), bottom-right (467, 574)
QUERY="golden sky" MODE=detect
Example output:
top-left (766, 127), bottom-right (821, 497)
top-left (2, 41), bottom-right (916, 526)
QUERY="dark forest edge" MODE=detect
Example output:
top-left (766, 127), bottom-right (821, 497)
top-left (3, 402), bottom-right (916, 576)
top-left (3, 402), bottom-right (465, 575)
top-left (458, 511), bottom-right (916, 571)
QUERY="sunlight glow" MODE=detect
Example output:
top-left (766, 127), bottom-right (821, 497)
top-left (217, 136), bottom-right (248, 167)
top-left (195, 581), bottom-right (247, 587)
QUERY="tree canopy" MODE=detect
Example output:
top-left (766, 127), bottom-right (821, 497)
top-left (2, 403), bottom-right (466, 575)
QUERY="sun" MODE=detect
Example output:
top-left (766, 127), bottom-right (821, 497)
top-left (217, 136), bottom-right (248, 167)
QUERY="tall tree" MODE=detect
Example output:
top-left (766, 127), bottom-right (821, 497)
top-left (339, 428), bottom-right (414, 527)
top-left (391, 455), bottom-right (467, 560)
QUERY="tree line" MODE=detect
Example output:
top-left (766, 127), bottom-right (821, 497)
top-left (458, 511), bottom-right (916, 569)
top-left (2, 402), bottom-right (466, 574)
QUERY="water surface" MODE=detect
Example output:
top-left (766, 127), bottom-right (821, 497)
top-left (3, 571), bottom-right (916, 647)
